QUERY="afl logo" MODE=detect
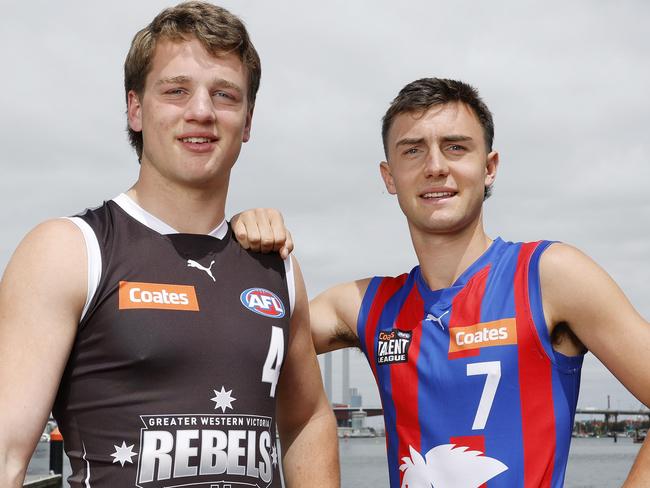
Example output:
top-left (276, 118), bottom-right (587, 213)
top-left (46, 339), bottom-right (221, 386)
top-left (240, 288), bottom-right (285, 318)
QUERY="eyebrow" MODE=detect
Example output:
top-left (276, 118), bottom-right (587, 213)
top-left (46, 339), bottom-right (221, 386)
top-left (155, 76), bottom-right (243, 95)
top-left (395, 137), bottom-right (425, 149)
top-left (213, 78), bottom-right (243, 95)
top-left (442, 134), bottom-right (473, 143)
top-left (156, 75), bottom-right (192, 87)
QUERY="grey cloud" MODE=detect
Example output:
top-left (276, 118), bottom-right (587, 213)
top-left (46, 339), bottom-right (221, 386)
top-left (2, 0), bottom-right (648, 410)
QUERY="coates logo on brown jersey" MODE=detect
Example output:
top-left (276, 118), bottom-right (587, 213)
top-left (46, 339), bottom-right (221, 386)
top-left (119, 281), bottom-right (199, 311)
top-left (377, 329), bottom-right (412, 365)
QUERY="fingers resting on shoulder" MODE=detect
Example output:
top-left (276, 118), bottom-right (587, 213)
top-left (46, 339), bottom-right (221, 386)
top-left (231, 208), bottom-right (294, 259)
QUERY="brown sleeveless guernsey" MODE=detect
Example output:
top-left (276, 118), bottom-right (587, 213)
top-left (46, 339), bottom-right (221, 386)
top-left (53, 198), bottom-right (291, 488)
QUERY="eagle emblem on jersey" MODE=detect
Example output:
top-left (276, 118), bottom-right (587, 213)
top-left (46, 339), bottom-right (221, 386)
top-left (400, 444), bottom-right (508, 488)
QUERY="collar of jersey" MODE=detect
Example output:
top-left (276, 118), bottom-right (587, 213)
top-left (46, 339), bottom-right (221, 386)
top-left (112, 193), bottom-right (227, 239)
top-left (415, 237), bottom-right (505, 308)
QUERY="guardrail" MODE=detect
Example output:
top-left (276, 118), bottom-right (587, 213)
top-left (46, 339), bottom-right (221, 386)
top-left (24, 475), bottom-right (62, 488)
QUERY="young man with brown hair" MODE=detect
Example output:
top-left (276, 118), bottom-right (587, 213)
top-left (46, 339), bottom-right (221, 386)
top-left (0, 3), bottom-right (338, 487)
top-left (235, 77), bottom-right (650, 487)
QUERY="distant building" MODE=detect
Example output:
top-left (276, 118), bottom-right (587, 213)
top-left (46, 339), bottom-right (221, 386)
top-left (350, 387), bottom-right (362, 408)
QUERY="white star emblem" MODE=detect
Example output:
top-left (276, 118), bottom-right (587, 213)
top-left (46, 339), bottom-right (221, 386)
top-left (271, 445), bottom-right (278, 467)
top-left (211, 386), bottom-right (236, 413)
top-left (110, 441), bottom-right (137, 467)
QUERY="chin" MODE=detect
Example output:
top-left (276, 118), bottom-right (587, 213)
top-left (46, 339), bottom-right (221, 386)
top-left (412, 215), bottom-right (465, 234)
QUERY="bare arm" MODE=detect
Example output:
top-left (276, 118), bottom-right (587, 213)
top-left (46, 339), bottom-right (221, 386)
top-left (309, 279), bottom-right (370, 354)
top-left (624, 436), bottom-right (650, 487)
top-left (541, 243), bottom-right (650, 405)
top-left (540, 244), bottom-right (650, 483)
top-left (0, 220), bottom-right (86, 487)
top-left (275, 258), bottom-right (339, 487)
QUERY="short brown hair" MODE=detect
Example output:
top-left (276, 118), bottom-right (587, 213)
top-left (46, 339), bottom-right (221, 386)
top-left (124, 1), bottom-right (261, 159)
top-left (382, 78), bottom-right (494, 156)
top-left (381, 78), bottom-right (495, 199)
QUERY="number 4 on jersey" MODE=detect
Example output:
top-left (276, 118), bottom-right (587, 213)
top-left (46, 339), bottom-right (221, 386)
top-left (262, 326), bottom-right (284, 397)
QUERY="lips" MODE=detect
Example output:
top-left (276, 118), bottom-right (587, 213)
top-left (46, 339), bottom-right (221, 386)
top-left (177, 133), bottom-right (218, 153)
top-left (420, 189), bottom-right (457, 200)
top-left (421, 191), bottom-right (456, 199)
top-left (179, 136), bottom-right (215, 143)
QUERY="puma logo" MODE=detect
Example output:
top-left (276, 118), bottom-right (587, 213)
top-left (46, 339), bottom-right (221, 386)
top-left (425, 310), bottom-right (449, 330)
top-left (187, 259), bottom-right (216, 282)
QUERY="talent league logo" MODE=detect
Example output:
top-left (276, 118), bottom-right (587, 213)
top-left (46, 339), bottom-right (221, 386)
top-left (240, 288), bottom-right (285, 318)
top-left (377, 329), bottom-right (412, 365)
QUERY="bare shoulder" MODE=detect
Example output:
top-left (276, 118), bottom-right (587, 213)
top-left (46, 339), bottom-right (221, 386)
top-left (539, 242), bottom-right (595, 272)
top-left (322, 278), bottom-right (372, 325)
top-left (326, 278), bottom-right (372, 304)
top-left (538, 242), bottom-right (638, 347)
top-left (1, 218), bottom-right (87, 316)
top-left (10, 218), bottom-right (87, 272)
top-left (539, 242), bottom-right (613, 303)
top-left (308, 278), bottom-right (373, 352)
top-left (18, 218), bottom-right (85, 251)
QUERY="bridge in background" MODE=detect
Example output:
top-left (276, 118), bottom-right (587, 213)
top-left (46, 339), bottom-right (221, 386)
top-left (575, 408), bottom-right (650, 427)
top-left (333, 406), bottom-right (383, 423)
top-left (334, 406), bottom-right (650, 423)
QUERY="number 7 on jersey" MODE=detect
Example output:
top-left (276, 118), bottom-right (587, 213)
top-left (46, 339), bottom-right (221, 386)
top-left (467, 361), bottom-right (501, 430)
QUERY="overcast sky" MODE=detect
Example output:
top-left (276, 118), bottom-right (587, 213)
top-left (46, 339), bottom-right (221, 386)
top-left (1, 1), bottom-right (649, 412)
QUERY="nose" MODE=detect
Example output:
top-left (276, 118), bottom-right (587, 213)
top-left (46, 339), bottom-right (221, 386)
top-left (423, 147), bottom-right (449, 178)
top-left (184, 88), bottom-right (216, 124)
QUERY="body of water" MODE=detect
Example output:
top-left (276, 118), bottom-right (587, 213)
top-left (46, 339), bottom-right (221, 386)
top-left (340, 436), bottom-right (641, 487)
top-left (28, 435), bottom-right (641, 487)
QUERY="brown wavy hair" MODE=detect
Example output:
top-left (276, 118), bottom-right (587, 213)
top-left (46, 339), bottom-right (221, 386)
top-left (124, 1), bottom-right (261, 159)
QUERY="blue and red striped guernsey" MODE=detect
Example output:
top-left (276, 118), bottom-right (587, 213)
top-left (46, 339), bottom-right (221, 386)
top-left (357, 238), bottom-right (583, 487)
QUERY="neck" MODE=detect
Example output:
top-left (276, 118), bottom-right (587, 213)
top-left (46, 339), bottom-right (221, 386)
top-left (410, 214), bottom-right (492, 291)
top-left (128, 166), bottom-right (229, 234)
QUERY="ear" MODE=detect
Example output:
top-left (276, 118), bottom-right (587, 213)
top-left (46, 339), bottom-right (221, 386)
top-left (379, 161), bottom-right (397, 195)
top-left (127, 90), bottom-right (143, 132)
top-left (242, 106), bottom-right (254, 143)
top-left (485, 150), bottom-right (499, 187)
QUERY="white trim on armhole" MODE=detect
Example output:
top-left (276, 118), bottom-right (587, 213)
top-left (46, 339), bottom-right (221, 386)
top-left (283, 256), bottom-right (296, 318)
top-left (66, 217), bottom-right (102, 323)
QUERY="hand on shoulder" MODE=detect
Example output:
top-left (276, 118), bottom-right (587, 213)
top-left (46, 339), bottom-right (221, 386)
top-left (231, 208), bottom-right (293, 259)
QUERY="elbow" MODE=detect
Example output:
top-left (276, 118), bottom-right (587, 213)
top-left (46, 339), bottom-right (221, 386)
top-left (279, 405), bottom-right (337, 446)
top-left (0, 448), bottom-right (29, 487)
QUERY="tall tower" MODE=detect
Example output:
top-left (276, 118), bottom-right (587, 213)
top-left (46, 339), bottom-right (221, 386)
top-left (342, 348), bottom-right (351, 405)
top-left (324, 352), bottom-right (332, 401)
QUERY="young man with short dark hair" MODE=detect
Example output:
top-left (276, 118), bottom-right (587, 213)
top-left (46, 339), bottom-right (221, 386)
top-left (235, 77), bottom-right (650, 487)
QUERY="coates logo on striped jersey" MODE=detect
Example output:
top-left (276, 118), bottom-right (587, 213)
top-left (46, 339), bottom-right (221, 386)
top-left (448, 318), bottom-right (517, 353)
top-left (240, 288), bottom-right (285, 318)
